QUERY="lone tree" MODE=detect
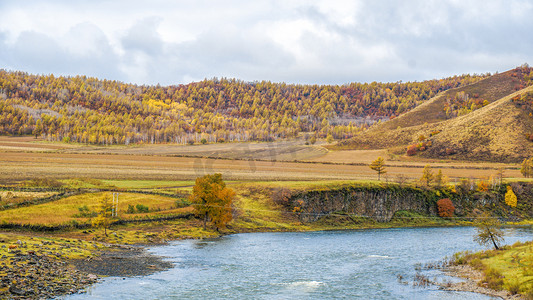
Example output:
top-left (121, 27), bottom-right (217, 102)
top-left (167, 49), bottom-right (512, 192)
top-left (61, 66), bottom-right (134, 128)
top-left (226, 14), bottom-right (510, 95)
top-left (521, 157), bottom-right (533, 178)
top-left (474, 213), bottom-right (504, 250)
top-left (504, 185), bottom-right (517, 207)
top-left (369, 157), bottom-right (387, 181)
top-left (420, 164), bottom-right (434, 187)
top-left (92, 194), bottom-right (113, 236)
top-left (189, 173), bottom-right (235, 231)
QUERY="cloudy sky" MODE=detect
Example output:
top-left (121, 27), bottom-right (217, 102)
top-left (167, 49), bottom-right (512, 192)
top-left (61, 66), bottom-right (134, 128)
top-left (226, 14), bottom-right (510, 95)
top-left (0, 0), bottom-right (532, 85)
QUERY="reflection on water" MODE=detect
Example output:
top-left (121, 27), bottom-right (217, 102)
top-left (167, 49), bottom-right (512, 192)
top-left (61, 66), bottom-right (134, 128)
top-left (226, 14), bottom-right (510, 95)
top-left (67, 227), bottom-right (531, 299)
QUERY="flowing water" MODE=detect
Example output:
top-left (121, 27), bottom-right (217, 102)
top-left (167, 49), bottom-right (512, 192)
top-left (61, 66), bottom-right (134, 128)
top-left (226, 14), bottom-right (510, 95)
top-left (67, 226), bottom-right (532, 299)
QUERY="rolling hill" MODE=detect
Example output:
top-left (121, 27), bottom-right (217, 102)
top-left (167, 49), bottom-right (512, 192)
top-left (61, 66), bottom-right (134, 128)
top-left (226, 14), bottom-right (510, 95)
top-left (336, 67), bottom-right (533, 163)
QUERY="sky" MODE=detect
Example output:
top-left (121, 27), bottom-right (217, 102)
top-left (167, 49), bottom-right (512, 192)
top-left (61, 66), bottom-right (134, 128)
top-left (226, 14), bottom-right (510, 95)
top-left (0, 0), bottom-right (532, 86)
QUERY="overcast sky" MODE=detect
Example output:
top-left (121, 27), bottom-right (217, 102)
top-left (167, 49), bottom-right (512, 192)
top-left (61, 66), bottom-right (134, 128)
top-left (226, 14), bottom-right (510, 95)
top-left (0, 0), bottom-right (532, 86)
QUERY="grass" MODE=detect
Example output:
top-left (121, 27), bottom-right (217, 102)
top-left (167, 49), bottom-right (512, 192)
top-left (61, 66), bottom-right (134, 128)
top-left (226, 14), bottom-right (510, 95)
top-left (0, 192), bottom-right (187, 225)
top-left (0, 232), bottom-right (104, 263)
top-left (454, 241), bottom-right (533, 297)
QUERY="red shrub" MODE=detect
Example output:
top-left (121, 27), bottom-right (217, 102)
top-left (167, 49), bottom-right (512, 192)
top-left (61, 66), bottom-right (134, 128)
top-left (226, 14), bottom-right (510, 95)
top-left (406, 145), bottom-right (417, 156)
top-left (437, 198), bottom-right (455, 218)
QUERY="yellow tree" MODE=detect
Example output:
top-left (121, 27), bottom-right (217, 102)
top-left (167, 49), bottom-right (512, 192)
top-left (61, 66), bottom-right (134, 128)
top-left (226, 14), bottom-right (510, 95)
top-left (420, 164), bottom-right (434, 187)
top-left (189, 173), bottom-right (235, 231)
top-left (521, 158), bottom-right (533, 178)
top-left (504, 186), bottom-right (517, 207)
top-left (434, 169), bottom-right (446, 187)
top-left (92, 194), bottom-right (113, 236)
top-left (369, 157), bottom-right (387, 181)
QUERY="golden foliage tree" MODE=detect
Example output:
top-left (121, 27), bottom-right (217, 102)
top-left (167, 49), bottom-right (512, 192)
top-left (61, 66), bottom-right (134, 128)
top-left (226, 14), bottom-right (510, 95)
top-left (434, 169), bottom-right (446, 187)
top-left (420, 164), bottom-right (434, 187)
top-left (504, 185), bottom-right (517, 207)
top-left (521, 158), bottom-right (533, 178)
top-left (369, 157), bottom-right (387, 181)
top-left (92, 194), bottom-right (113, 236)
top-left (189, 173), bottom-right (235, 231)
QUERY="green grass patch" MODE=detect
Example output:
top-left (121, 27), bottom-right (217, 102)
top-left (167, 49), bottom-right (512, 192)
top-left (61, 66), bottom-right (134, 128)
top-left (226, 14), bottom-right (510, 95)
top-left (453, 241), bottom-right (533, 296)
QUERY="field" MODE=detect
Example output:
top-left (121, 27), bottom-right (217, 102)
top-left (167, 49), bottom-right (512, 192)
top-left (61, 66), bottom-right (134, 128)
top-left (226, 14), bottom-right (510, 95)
top-left (0, 136), bottom-right (524, 184)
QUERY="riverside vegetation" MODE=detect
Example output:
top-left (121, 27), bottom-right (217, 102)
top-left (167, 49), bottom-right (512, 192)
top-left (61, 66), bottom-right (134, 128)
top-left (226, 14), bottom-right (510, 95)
top-left (0, 172), bottom-right (532, 298)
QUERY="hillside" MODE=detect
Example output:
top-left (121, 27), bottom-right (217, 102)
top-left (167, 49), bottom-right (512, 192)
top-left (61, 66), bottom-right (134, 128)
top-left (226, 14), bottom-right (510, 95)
top-left (0, 70), bottom-right (486, 145)
top-left (376, 67), bottom-right (532, 131)
top-left (336, 72), bottom-right (533, 162)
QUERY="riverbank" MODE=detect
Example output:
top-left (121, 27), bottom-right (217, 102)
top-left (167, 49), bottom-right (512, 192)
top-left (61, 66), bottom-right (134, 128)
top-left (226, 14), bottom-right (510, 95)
top-left (0, 233), bottom-right (175, 299)
top-left (440, 265), bottom-right (524, 300)
top-left (439, 240), bottom-right (533, 300)
top-left (1, 222), bottom-right (531, 299)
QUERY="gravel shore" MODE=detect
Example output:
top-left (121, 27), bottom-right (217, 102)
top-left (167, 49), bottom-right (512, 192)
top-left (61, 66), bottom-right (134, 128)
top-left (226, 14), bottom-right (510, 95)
top-left (1, 245), bottom-right (172, 299)
top-left (71, 244), bottom-right (173, 277)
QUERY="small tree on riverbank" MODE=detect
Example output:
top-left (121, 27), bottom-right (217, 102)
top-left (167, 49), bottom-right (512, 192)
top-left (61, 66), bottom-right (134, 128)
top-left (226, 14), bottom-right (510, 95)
top-left (189, 173), bottom-right (235, 231)
top-left (474, 213), bottom-right (504, 250)
top-left (369, 157), bottom-right (387, 181)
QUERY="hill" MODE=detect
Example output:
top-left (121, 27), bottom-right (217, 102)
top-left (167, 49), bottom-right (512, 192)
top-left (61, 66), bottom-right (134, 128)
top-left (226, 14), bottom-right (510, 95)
top-left (336, 66), bottom-right (533, 162)
top-left (0, 70), bottom-right (486, 145)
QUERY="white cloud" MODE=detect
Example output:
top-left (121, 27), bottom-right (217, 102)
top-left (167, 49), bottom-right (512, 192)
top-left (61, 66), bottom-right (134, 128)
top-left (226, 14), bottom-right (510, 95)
top-left (0, 0), bottom-right (532, 85)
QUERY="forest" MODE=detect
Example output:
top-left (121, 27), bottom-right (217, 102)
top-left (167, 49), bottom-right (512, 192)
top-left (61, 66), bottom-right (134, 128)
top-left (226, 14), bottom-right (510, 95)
top-left (0, 68), bottom-right (529, 145)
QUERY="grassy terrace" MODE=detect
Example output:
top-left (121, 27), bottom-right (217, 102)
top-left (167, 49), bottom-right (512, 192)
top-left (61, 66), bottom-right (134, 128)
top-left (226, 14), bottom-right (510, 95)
top-left (454, 241), bottom-right (533, 297)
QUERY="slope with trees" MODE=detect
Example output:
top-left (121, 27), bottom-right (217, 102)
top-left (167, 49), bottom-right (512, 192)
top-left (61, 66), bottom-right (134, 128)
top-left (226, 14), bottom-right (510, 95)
top-left (0, 70), bottom-right (486, 145)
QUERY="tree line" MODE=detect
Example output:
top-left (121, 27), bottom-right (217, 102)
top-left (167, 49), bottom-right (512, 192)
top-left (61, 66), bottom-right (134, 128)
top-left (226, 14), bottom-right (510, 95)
top-left (0, 69), bottom-right (491, 144)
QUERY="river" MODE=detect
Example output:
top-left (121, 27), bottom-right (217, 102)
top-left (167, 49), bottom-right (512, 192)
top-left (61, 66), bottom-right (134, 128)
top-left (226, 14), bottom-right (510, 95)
top-left (67, 226), bottom-right (532, 299)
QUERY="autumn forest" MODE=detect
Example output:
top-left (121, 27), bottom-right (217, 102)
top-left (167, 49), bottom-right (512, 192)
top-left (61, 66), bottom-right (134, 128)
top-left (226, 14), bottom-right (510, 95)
top-left (0, 67), bottom-right (531, 145)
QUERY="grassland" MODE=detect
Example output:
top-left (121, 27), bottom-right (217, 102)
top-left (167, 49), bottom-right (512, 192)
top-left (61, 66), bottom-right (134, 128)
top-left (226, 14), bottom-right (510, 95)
top-left (453, 241), bottom-right (533, 297)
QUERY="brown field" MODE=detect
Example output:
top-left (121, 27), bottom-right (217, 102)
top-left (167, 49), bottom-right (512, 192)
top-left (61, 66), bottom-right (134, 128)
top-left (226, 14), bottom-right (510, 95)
top-left (0, 150), bottom-right (521, 184)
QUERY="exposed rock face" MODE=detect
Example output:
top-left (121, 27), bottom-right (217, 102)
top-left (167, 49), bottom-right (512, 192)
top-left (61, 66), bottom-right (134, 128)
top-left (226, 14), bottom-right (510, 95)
top-left (288, 184), bottom-right (533, 223)
top-left (291, 186), bottom-right (438, 222)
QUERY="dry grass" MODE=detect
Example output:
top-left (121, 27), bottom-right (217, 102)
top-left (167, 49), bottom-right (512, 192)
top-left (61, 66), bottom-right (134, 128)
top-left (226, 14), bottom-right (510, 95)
top-left (0, 151), bottom-right (523, 184)
top-left (0, 192), bottom-right (187, 225)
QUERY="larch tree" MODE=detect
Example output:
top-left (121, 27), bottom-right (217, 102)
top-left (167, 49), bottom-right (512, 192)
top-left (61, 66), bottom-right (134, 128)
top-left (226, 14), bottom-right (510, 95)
top-left (369, 157), bottom-right (387, 181)
top-left (189, 173), bottom-right (235, 231)
top-left (521, 158), bottom-right (533, 178)
top-left (434, 169), bottom-right (445, 187)
top-left (420, 164), bottom-right (434, 187)
top-left (92, 194), bottom-right (113, 236)
top-left (504, 185), bottom-right (517, 207)
top-left (474, 213), bottom-right (504, 250)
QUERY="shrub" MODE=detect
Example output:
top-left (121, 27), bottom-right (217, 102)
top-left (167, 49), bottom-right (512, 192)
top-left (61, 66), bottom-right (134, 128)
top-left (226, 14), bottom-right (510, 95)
top-left (135, 204), bottom-right (149, 213)
top-left (200, 138), bottom-right (207, 144)
top-left (271, 188), bottom-right (292, 207)
top-left (406, 145), bottom-right (417, 156)
top-left (481, 268), bottom-right (504, 290)
top-left (74, 205), bottom-right (97, 218)
top-left (126, 204), bottom-right (135, 214)
top-left (217, 138), bottom-right (225, 143)
top-left (437, 198), bottom-right (455, 218)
